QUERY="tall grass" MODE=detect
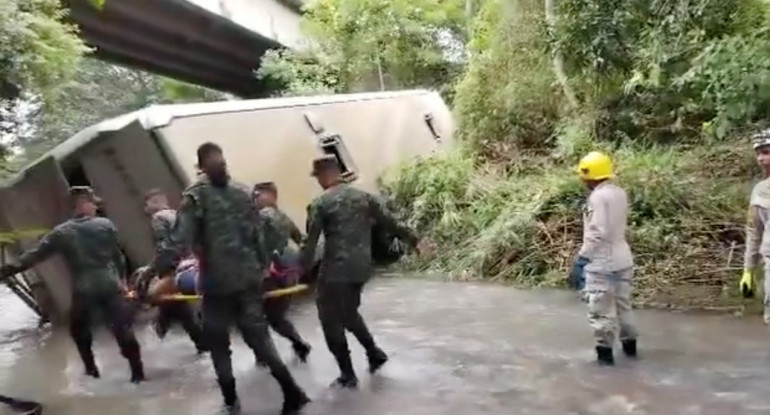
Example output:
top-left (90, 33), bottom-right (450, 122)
top-left (381, 143), bottom-right (755, 308)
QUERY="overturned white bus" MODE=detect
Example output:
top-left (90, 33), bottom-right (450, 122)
top-left (0, 89), bottom-right (454, 322)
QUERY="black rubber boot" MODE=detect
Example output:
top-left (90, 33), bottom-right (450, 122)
top-left (331, 352), bottom-right (358, 388)
top-left (129, 358), bottom-right (145, 383)
top-left (367, 347), bottom-right (388, 374)
top-left (292, 341), bottom-right (311, 363)
top-left (595, 346), bottom-right (614, 366)
top-left (255, 354), bottom-right (268, 368)
top-left (85, 364), bottom-right (101, 379)
top-left (269, 366), bottom-right (311, 414)
top-left (77, 346), bottom-right (100, 378)
top-left (622, 339), bottom-right (637, 358)
top-left (218, 378), bottom-right (239, 413)
top-left (331, 374), bottom-right (359, 389)
top-left (281, 390), bottom-right (311, 415)
top-left (153, 313), bottom-right (170, 340)
top-left (196, 342), bottom-right (210, 354)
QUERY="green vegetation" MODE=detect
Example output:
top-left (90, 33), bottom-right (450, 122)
top-left (4, 0), bottom-right (767, 308)
top-left (381, 143), bottom-right (753, 308)
top-left (257, 0), bottom-right (467, 98)
top-left (262, 0), bottom-right (770, 309)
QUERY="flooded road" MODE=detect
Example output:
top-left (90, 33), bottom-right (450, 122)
top-left (1, 277), bottom-right (770, 415)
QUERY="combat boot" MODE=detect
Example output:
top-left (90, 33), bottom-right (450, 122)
top-left (292, 341), bottom-right (311, 363)
top-left (595, 346), bottom-right (614, 366)
top-left (621, 339), bottom-right (637, 358)
top-left (367, 347), bottom-right (388, 374)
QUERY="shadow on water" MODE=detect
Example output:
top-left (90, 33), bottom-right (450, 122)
top-left (0, 278), bottom-right (770, 414)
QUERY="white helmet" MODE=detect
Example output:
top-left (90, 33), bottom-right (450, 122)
top-left (753, 129), bottom-right (770, 150)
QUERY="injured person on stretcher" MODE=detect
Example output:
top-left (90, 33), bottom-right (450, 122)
top-left (141, 250), bottom-right (305, 300)
top-left (134, 250), bottom-right (313, 363)
top-left (145, 256), bottom-right (199, 299)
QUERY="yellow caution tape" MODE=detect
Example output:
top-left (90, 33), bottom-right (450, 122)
top-left (0, 228), bottom-right (50, 244)
top-left (127, 284), bottom-right (309, 302)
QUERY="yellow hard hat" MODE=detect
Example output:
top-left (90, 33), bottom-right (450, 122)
top-left (577, 151), bottom-right (614, 180)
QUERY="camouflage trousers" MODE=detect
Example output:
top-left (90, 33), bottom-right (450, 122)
top-left (201, 289), bottom-right (304, 403)
top-left (585, 268), bottom-right (638, 347)
top-left (69, 291), bottom-right (142, 374)
top-left (316, 281), bottom-right (378, 376)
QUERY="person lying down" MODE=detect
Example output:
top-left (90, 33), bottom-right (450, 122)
top-left (131, 250), bottom-right (312, 362)
top-left (132, 251), bottom-right (304, 302)
top-left (148, 256), bottom-right (199, 299)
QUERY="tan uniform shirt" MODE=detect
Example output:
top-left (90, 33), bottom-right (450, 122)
top-left (744, 178), bottom-right (770, 270)
top-left (579, 181), bottom-right (634, 273)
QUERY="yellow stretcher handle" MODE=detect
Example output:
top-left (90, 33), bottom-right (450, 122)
top-left (127, 284), bottom-right (309, 302)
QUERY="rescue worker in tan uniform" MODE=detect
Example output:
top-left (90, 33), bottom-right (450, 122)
top-left (740, 130), bottom-right (770, 315)
top-left (575, 151), bottom-right (637, 366)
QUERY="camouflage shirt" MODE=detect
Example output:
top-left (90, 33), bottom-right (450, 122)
top-left (150, 208), bottom-right (177, 254)
top-left (259, 206), bottom-right (303, 255)
top-left (150, 177), bottom-right (269, 295)
top-left (16, 216), bottom-right (126, 296)
top-left (301, 183), bottom-right (419, 283)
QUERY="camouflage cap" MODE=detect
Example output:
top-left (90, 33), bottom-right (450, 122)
top-left (310, 155), bottom-right (341, 177)
top-left (69, 186), bottom-right (102, 204)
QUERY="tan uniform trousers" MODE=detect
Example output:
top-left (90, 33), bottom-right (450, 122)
top-left (585, 268), bottom-right (638, 347)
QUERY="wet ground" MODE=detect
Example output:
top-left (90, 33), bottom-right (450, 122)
top-left (1, 277), bottom-right (770, 415)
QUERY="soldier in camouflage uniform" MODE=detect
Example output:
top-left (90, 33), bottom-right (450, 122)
top-left (145, 143), bottom-right (309, 415)
top-left (301, 155), bottom-right (422, 388)
top-left (253, 182), bottom-right (311, 363)
top-left (0, 187), bottom-right (144, 383)
top-left (142, 189), bottom-right (207, 353)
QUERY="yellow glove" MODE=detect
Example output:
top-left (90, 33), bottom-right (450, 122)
top-left (740, 269), bottom-right (755, 298)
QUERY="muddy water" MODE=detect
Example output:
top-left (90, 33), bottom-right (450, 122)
top-left (0, 277), bottom-right (770, 415)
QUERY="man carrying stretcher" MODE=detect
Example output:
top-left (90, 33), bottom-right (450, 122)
top-left (252, 181), bottom-right (311, 364)
top-left (138, 184), bottom-right (311, 363)
top-left (140, 189), bottom-right (207, 353)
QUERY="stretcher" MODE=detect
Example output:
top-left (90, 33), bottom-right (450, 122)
top-left (127, 251), bottom-right (308, 302)
top-left (125, 283), bottom-right (309, 302)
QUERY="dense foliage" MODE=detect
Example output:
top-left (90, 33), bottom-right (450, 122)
top-left (0, 0), bottom-right (88, 160)
top-left (382, 0), bottom-right (770, 308)
top-left (259, 0), bottom-right (770, 308)
top-left (257, 0), bottom-right (467, 99)
top-left (0, 0), bottom-right (87, 103)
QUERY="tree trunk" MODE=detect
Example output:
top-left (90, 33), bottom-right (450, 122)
top-left (544, 0), bottom-right (578, 109)
top-left (465, 0), bottom-right (475, 32)
top-left (375, 50), bottom-right (386, 91)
